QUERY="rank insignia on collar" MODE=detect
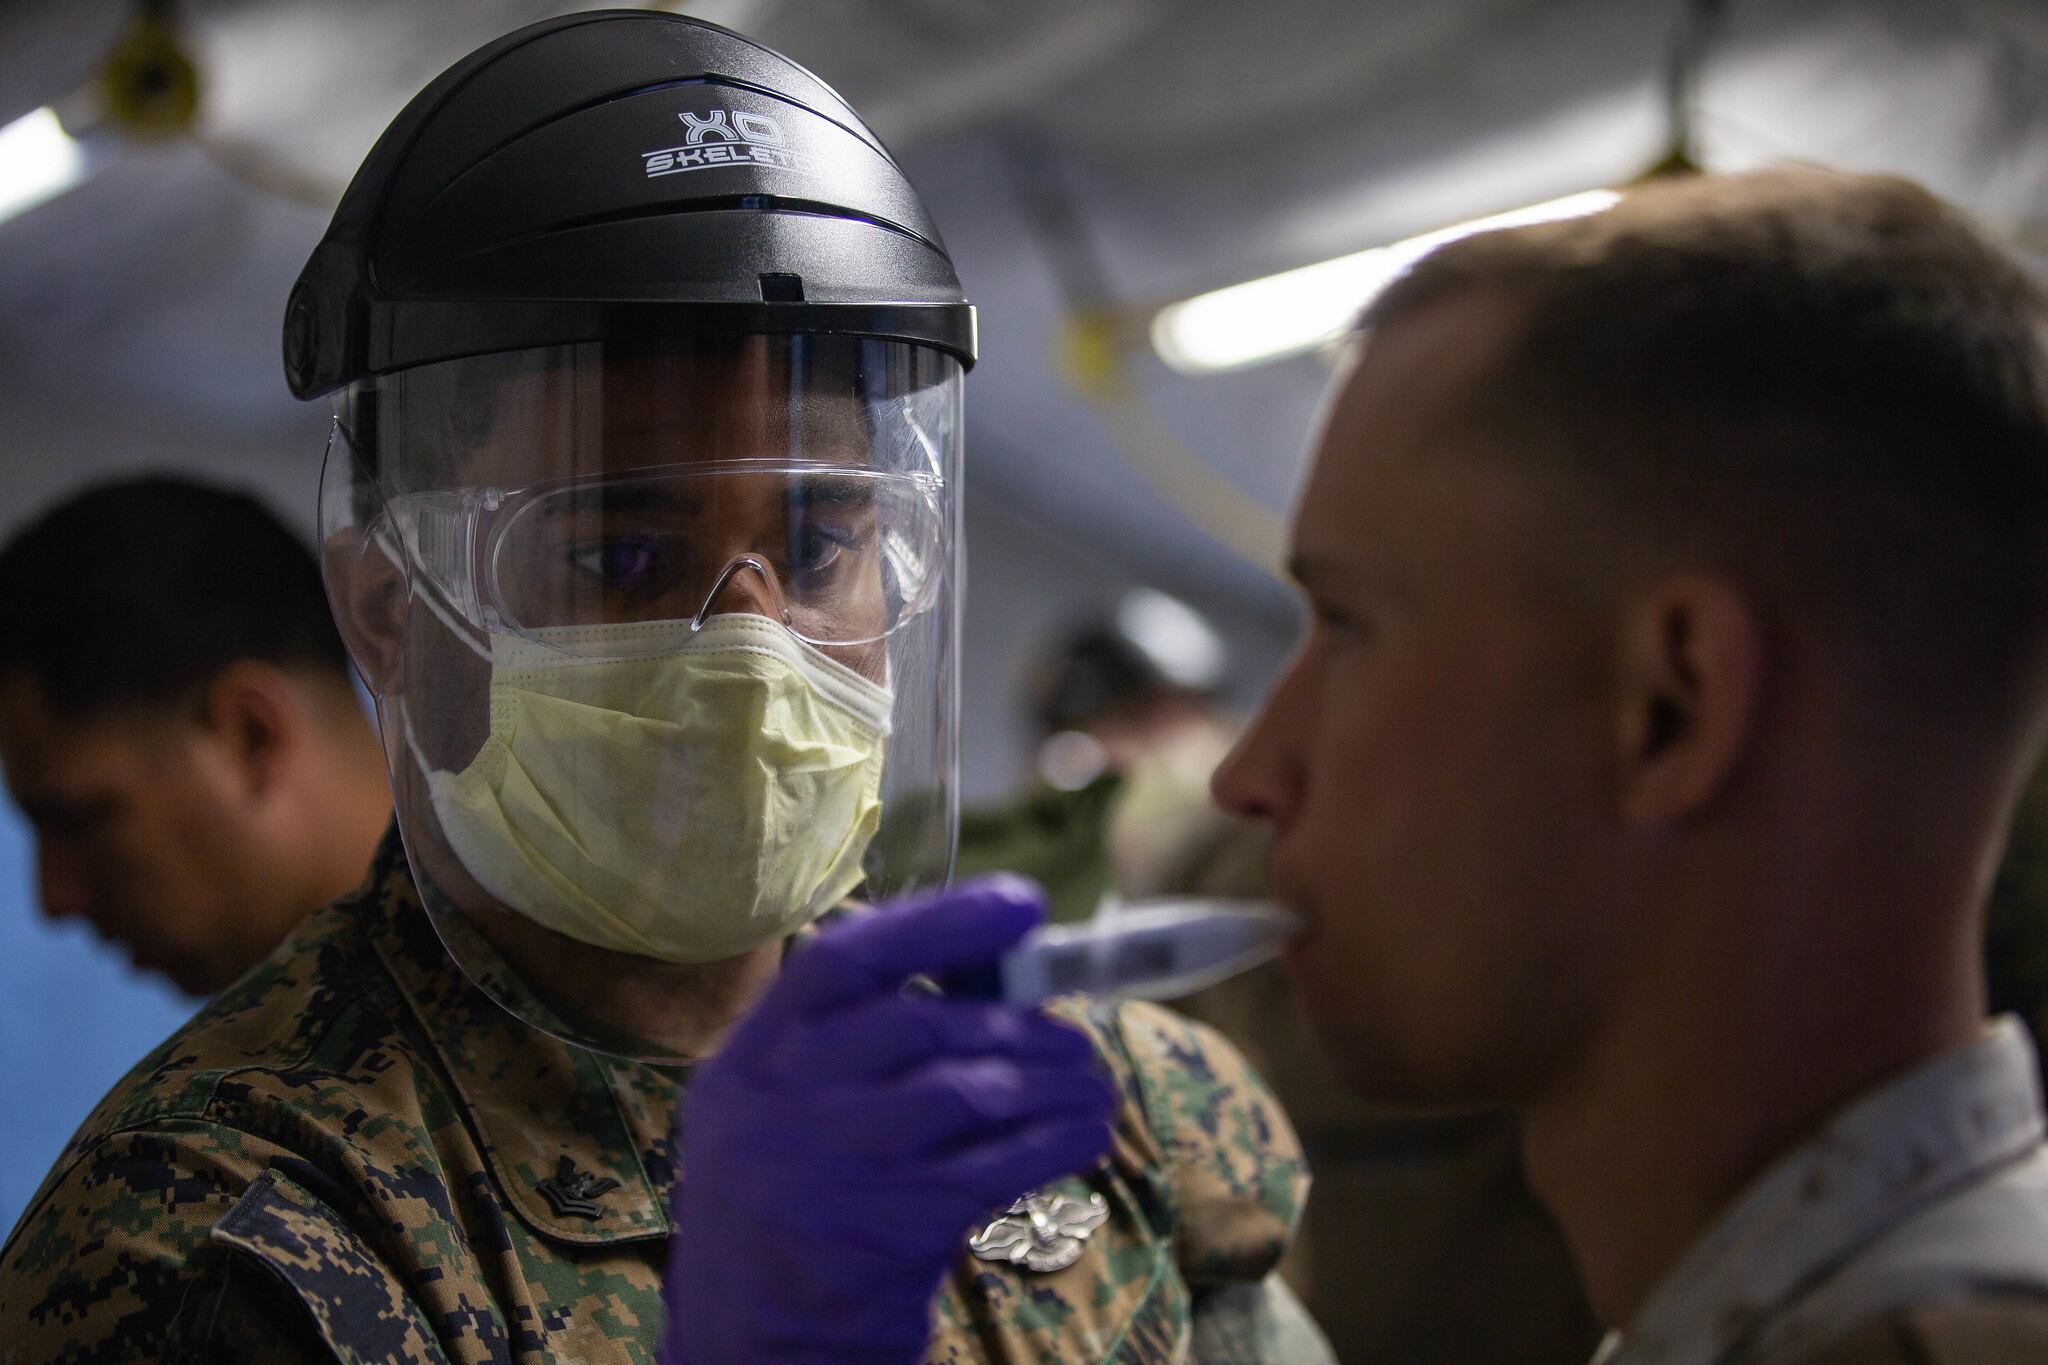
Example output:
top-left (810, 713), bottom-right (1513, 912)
top-left (968, 1189), bottom-right (1108, 1273)
top-left (537, 1156), bottom-right (621, 1220)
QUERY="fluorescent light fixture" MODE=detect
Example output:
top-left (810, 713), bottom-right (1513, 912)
top-left (1152, 188), bottom-right (1622, 376)
top-left (0, 107), bottom-right (86, 227)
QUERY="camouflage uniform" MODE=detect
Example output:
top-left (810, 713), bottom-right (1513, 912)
top-left (0, 831), bottom-right (1315, 1363)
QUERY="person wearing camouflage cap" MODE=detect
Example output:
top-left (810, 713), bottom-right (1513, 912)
top-left (0, 12), bottom-right (1321, 1362)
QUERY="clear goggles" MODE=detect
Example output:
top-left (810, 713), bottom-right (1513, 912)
top-left (377, 457), bottom-right (946, 655)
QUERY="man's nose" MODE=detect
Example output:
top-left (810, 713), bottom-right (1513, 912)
top-left (694, 554), bottom-right (793, 629)
top-left (1212, 666), bottom-right (1306, 826)
top-left (1210, 728), bottom-right (1272, 820)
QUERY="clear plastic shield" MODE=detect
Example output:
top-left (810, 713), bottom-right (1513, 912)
top-left (319, 335), bottom-right (962, 1062)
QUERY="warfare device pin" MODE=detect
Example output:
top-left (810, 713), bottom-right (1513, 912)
top-left (968, 1190), bottom-right (1109, 1273)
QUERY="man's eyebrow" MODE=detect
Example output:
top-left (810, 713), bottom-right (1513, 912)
top-left (1287, 551), bottom-right (1351, 592)
top-left (792, 474), bottom-right (878, 510)
top-left (542, 483), bottom-right (697, 516)
top-left (1289, 548), bottom-right (1401, 614)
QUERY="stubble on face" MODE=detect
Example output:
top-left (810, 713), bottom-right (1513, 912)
top-left (1244, 293), bottom-right (1636, 1109)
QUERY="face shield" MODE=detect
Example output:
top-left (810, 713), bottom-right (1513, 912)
top-left (320, 334), bottom-right (961, 1062)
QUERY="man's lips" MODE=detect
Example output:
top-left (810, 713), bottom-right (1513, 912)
top-left (1266, 862), bottom-right (1315, 930)
top-left (1269, 895), bottom-right (1317, 956)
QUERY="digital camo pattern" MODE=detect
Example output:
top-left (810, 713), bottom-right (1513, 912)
top-left (0, 831), bottom-right (1318, 1363)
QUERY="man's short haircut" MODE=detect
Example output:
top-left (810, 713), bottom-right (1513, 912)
top-left (1361, 165), bottom-right (2048, 721)
top-left (0, 475), bottom-right (351, 719)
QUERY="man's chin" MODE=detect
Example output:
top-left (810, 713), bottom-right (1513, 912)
top-left (1328, 1048), bottom-right (1492, 1112)
top-left (1289, 984), bottom-right (1494, 1110)
top-left (142, 950), bottom-right (225, 997)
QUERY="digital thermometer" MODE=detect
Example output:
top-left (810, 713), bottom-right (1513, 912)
top-left (946, 899), bottom-right (1301, 1005)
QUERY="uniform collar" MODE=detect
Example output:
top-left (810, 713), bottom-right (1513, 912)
top-left (358, 828), bottom-right (678, 1247)
top-left (1600, 1018), bottom-right (2046, 1365)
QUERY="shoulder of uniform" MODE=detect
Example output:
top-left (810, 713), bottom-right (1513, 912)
top-left (1790, 1299), bottom-right (2048, 1365)
top-left (0, 1117), bottom-right (430, 1361)
top-left (1106, 998), bottom-right (1296, 1149)
top-left (5, 1117), bottom-right (285, 1259)
top-left (45, 896), bottom-right (427, 1185)
top-left (1096, 998), bottom-right (1310, 1288)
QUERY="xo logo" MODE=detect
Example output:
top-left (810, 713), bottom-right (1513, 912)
top-left (643, 106), bottom-right (799, 177)
top-left (679, 109), bottom-right (786, 146)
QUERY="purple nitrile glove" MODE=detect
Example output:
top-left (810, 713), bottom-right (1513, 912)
top-left (658, 875), bottom-right (1119, 1365)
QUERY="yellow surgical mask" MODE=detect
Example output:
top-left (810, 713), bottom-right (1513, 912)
top-left (407, 613), bottom-right (891, 963)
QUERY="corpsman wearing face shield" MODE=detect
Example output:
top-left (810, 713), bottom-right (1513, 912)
top-left (0, 12), bottom-right (1326, 1363)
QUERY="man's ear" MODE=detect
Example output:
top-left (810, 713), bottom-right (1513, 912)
top-left (199, 661), bottom-right (302, 803)
top-left (1617, 574), bottom-right (1765, 827)
top-left (321, 529), bottom-right (405, 697)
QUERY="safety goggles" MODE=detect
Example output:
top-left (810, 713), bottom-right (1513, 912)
top-left (383, 460), bottom-right (946, 656)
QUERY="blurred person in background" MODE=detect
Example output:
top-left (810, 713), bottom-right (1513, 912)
top-left (960, 589), bottom-right (1601, 1364)
top-left (0, 474), bottom-right (389, 995)
top-left (958, 588), bottom-right (1242, 923)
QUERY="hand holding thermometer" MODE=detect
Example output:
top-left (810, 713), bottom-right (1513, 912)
top-left (943, 898), bottom-right (1302, 1005)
